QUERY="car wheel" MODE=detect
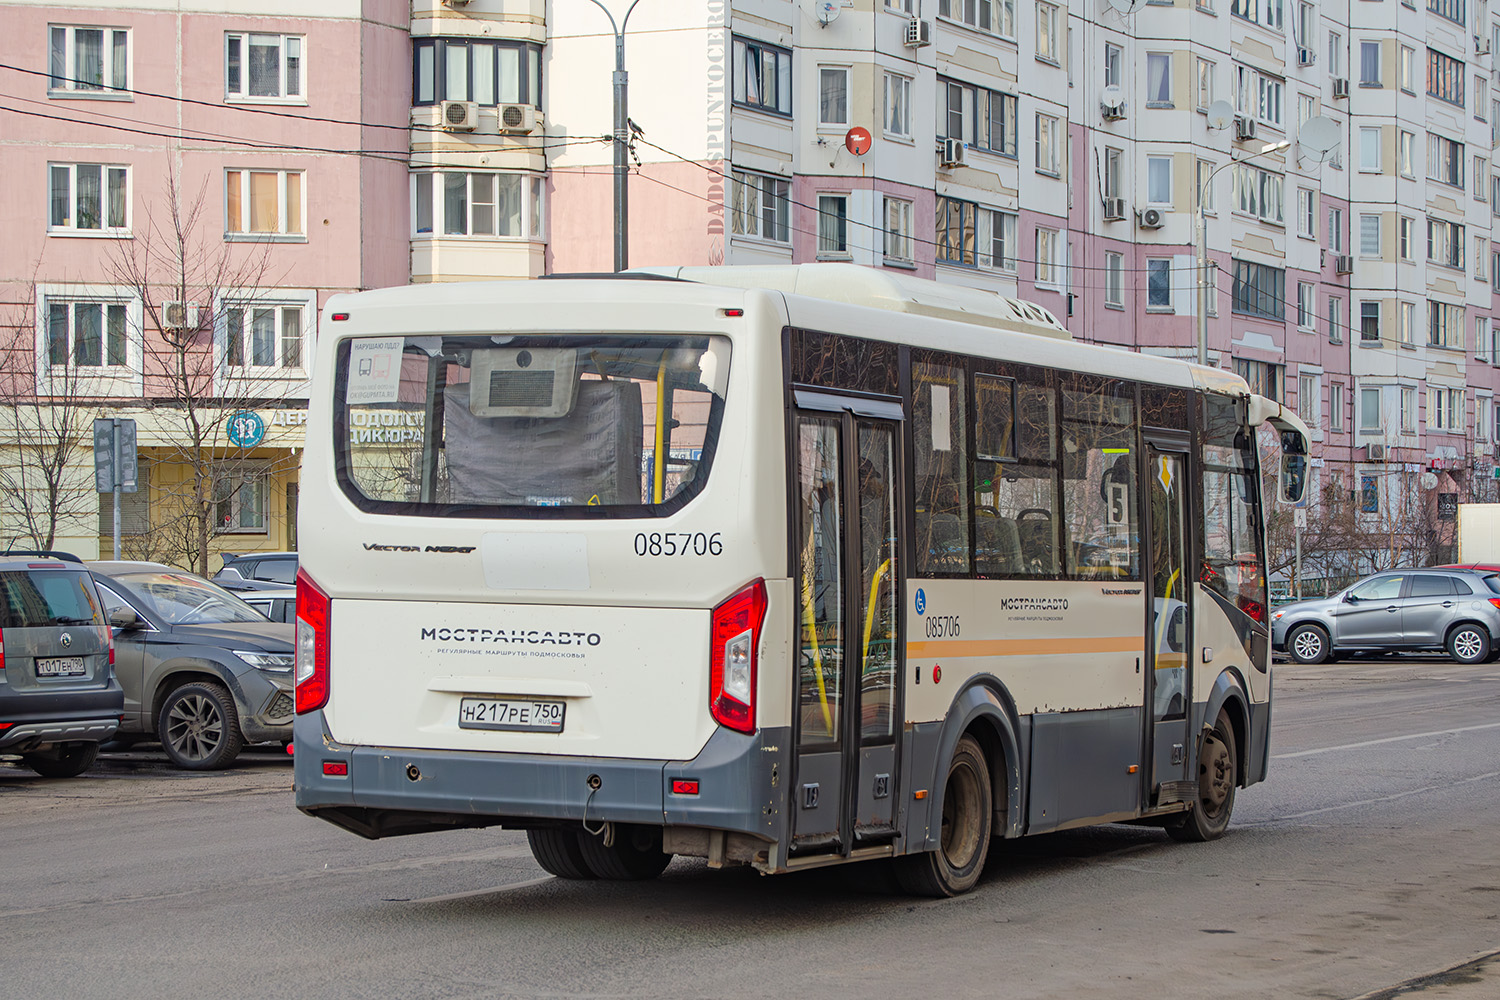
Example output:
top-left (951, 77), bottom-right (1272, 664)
top-left (157, 680), bottom-right (244, 770)
top-left (1446, 624), bottom-right (1490, 665)
top-left (21, 742), bottom-right (99, 779)
top-left (1286, 624), bottom-right (1330, 664)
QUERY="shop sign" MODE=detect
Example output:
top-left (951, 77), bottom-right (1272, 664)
top-left (227, 411), bottom-right (266, 448)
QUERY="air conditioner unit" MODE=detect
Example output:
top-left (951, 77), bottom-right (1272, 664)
top-left (1138, 207), bottom-right (1166, 229)
top-left (904, 17), bottom-right (932, 47)
top-left (498, 103), bottom-right (538, 134)
top-left (1235, 115), bottom-right (1258, 141)
top-left (939, 137), bottom-right (966, 168)
top-left (1332, 77), bottom-right (1351, 99)
top-left (1101, 102), bottom-right (1127, 121)
top-left (1335, 254), bottom-right (1354, 274)
top-left (1298, 47), bottom-right (1317, 67)
top-left (1100, 85), bottom-right (1127, 120)
top-left (1102, 197), bottom-right (1127, 221)
top-left (1366, 443), bottom-right (1387, 461)
top-left (1478, 35), bottom-right (1491, 55)
top-left (441, 100), bottom-right (479, 131)
top-left (163, 301), bottom-right (198, 331)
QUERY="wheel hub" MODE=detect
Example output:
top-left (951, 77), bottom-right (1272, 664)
top-left (1200, 733), bottom-right (1231, 810)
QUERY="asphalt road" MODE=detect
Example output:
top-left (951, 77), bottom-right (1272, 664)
top-left (2, 656), bottom-right (1497, 1000)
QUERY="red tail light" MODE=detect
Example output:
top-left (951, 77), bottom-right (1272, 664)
top-left (709, 579), bottom-right (767, 734)
top-left (0, 623), bottom-right (6, 673)
top-left (104, 625), bottom-right (114, 667)
top-left (295, 569), bottom-right (331, 714)
top-left (1488, 598), bottom-right (1500, 612)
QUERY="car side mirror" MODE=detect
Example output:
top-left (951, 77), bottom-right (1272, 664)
top-left (1343, 592), bottom-right (1358, 604)
top-left (109, 606), bottom-right (143, 629)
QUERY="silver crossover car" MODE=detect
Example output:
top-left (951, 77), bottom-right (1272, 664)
top-left (1271, 568), bottom-right (1500, 664)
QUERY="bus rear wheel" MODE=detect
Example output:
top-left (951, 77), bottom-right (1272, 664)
top-left (1167, 709), bottom-right (1238, 843)
top-left (527, 828), bottom-right (596, 880)
top-left (576, 824), bottom-right (672, 880)
top-left (893, 734), bottom-right (992, 897)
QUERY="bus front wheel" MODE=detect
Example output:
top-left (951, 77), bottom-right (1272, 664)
top-left (893, 735), bottom-right (992, 897)
top-left (1167, 709), bottom-right (1238, 843)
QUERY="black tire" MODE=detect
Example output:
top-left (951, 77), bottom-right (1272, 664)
top-left (22, 742), bottom-right (99, 779)
top-left (576, 824), bottom-right (672, 880)
top-left (157, 680), bottom-right (244, 770)
top-left (1167, 709), bottom-right (1238, 843)
top-left (1446, 624), bottom-right (1491, 665)
top-left (527, 828), bottom-right (597, 880)
top-left (1286, 623), bottom-right (1330, 664)
top-left (893, 734), bottom-right (992, 897)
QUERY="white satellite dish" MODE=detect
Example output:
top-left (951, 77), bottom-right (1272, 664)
top-left (1299, 115), bottom-right (1341, 155)
top-left (1205, 100), bottom-right (1235, 130)
top-left (815, 0), bottom-right (841, 24)
top-left (1100, 85), bottom-right (1125, 113)
top-left (1421, 471), bottom-right (1439, 490)
top-left (1105, 0), bottom-right (1143, 14)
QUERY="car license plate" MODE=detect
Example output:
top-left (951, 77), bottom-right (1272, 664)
top-left (36, 657), bottom-right (85, 678)
top-left (458, 697), bottom-right (565, 733)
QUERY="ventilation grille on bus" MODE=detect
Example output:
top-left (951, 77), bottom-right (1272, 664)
top-left (488, 369), bottom-right (556, 408)
top-left (467, 347), bottom-right (579, 418)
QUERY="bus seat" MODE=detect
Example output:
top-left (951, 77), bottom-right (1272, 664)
top-left (1015, 508), bottom-right (1056, 575)
top-left (975, 513), bottom-right (1022, 575)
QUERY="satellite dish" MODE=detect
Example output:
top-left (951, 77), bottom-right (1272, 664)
top-left (1105, 0), bottom-right (1143, 14)
top-left (1299, 115), bottom-right (1341, 155)
top-left (1205, 100), bottom-right (1235, 130)
top-left (1100, 85), bottom-right (1125, 113)
top-left (1421, 471), bottom-right (1439, 490)
top-left (815, 0), bottom-right (841, 24)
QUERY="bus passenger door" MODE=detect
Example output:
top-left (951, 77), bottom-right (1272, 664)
top-left (1146, 444), bottom-right (1192, 801)
top-left (791, 401), bottom-right (903, 854)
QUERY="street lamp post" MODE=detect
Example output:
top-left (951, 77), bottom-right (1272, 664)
top-left (583, 0), bottom-right (647, 272)
top-left (1196, 139), bottom-right (1292, 367)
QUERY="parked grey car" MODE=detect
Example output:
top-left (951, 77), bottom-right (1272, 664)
top-left (0, 556), bottom-right (123, 777)
top-left (88, 561), bottom-right (294, 770)
top-left (1271, 568), bottom-right (1500, 664)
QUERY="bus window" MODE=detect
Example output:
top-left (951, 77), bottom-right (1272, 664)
top-left (912, 357), bottom-right (970, 575)
top-left (1060, 377), bottom-right (1140, 581)
top-left (977, 376), bottom-right (1058, 577)
top-left (1200, 396), bottom-right (1268, 630)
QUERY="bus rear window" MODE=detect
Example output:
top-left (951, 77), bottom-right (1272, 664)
top-left (334, 335), bottom-right (730, 516)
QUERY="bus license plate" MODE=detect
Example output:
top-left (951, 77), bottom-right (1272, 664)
top-left (458, 697), bottom-right (565, 733)
top-left (37, 657), bottom-right (85, 677)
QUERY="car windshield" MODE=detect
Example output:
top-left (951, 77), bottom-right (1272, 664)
top-left (113, 571), bottom-right (267, 625)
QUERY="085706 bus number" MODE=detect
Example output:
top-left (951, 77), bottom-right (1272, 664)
top-left (633, 532), bottom-right (723, 557)
top-left (924, 615), bottom-right (961, 638)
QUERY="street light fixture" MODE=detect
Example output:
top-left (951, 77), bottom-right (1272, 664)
top-left (583, 0), bottom-right (647, 272)
top-left (1196, 138), bottom-right (1292, 367)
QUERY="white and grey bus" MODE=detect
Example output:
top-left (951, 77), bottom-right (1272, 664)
top-left (293, 264), bottom-right (1309, 896)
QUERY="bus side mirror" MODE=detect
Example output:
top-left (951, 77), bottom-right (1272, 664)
top-left (1279, 429), bottom-right (1308, 505)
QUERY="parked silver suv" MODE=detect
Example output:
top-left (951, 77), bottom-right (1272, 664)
top-left (1271, 567), bottom-right (1500, 664)
top-left (0, 556), bottom-right (122, 777)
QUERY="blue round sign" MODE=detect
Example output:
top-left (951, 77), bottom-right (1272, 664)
top-left (227, 411), bottom-right (265, 448)
top-left (914, 588), bottom-right (926, 615)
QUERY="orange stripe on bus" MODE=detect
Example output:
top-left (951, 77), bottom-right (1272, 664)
top-left (905, 636), bottom-right (1143, 658)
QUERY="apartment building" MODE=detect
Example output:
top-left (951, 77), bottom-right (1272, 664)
top-left (0, 1), bottom-right (407, 561)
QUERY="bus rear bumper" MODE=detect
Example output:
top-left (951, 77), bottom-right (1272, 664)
top-left (292, 712), bottom-right (788, 842)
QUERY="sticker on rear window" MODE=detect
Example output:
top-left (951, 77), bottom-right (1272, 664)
top-left (348, 339), bottom-right (404, 404)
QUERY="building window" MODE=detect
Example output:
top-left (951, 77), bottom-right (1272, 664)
top-left (48, 163), bottom-right (128, 233)
top-left (225, 33), bottom-right (303, 101)
top-left (1034, 114), bottom-right (1059, 174)
top-left (1037, 3), bottom-right (1059, 61)
top-left (1398, 216), bottom-right (1414, 260)
top-left (731, 37), bottom-right (792, 115)
top-left (1231, 0), bottom-right (1284, 30)
top-left (1399, 300), bottom-right (1415, 344)
top-left (1478, 237), bottom-right (1489, 279)
top-left (1329, 296), bottom-right (1344, 343)
top-left (1146, 53), bottom-right (1172, 105)
top-left (223, 302), bottom-right (307, 371)
top-left (818, 67), bottom-right (849, 127)
top-left (1235, 65), bottom-right (1284, 125)
top-left (884, 197), bottom-right (913, 261)
top-left (938, 0), bottom-right (1012, 35)
top-left (884, 73), bottom-right (912, 137)
top-left (1197, 159), bottom-right (1217, 213)
top-left (1297, 188), bottom-right (1315, 237)
top-left (1427, 386), bottom-right (1465, 430)
top-left (1427, 218), bottom-right (1465, 269)
top-left (985, 209), bottom-right (1017, 270)
top-left (412, 39), bottom-right (541, 106)
top-left (1476, 76), bottom-right (1488, 119)
top-left (1427, 134), bottom-right (1464, 188)
top-left (886, 0), bottom-right (915, 11)
top-left (1105, 252), bottom-right (1124, 307)
top-left (1478, 315), bottom-right (1491, 360)
top-left (1399, 45), bottom-right (1416, 92)
top-left (1359, 213), bottom-right (1381, 256)
top-left (412, 172), bottom-right (544, 239)
top-left (1035, 228), bottom-right (1059, 285)
top-left (214, 467), bottom-right (268, 534)
top-left (816, 194), bottom-right (848, 255)
top-left (1429, 301), bottom-right (1464, 347)
top-left (1233, 358), bottom-right (1284, 401)
top-left (1427, 0), bottom-right (1465, 27)
top-left (1359, 127), bottom-right (1382, 171)
top-left (936, 197), bottom-right (978, 265)
top-left (1197, 58), bottom-right (1215, 109)
top-left (1398, 130), bottom-right (1415, 177)
top-left (1360, 301), bottom-right (1381, 341)
top-left (1298, 373), bottom-right (1320, 427)
top-left (1328, 207), bottom-right (1344, 252)
top-left (225, 169), bottom-right (303, 237)
top-left (1427, 49), bottom-right (1465, 107)
top-left (48, 25), bottom-right (129, 94)
top-left (1477, 396), bottom-right (1489, 440)
top-left (1104, 148), bottom-right (1124, 199)
top-left (1148, 156), bottom-right (1174, 205)
top-left (1146, 257), bottom-right (1172, 309)
top-left (1476, 157), bottom-right (1490, 201)
top-left (1297, 282), bottom-right (1316, 328)
top-left (44, 298), bottom-right (130, 369)
top-left (1359, 41), bottom-right (1382, 86)
top-left (1234, 164), bottom-right (1283, 223)
top-left (1104, 44), bottom-right (1122, 87)
top-left (1360, 386), bottom-right (1382, 431)
top-left (1360, 475), bottom-right (1379, 514)
top-left (1330, 382), bottom-right (1345, 431)
top-left (939, 79), bottom-right (1016, 156)
top-left (730, 169), bottom-right (790, 242)
top-left (1232, 260), bottom-right (1285, 320)
top-left (1402, 387), bottom-right (1417, 433)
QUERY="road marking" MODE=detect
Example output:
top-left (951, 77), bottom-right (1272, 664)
top-left (1272, 721), bottom-right (1500, 759)
top-left (1250, 770), bottom-right (1500, 823)
top-left (402, 875), bottom-right (555, 904)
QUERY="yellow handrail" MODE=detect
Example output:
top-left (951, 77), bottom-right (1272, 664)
top-left (652, 358), bottom-right (667, 503)
top-left (861, 557), bottom-right (891, 670)
top-left (799, 565), bottom-right (835, 734)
